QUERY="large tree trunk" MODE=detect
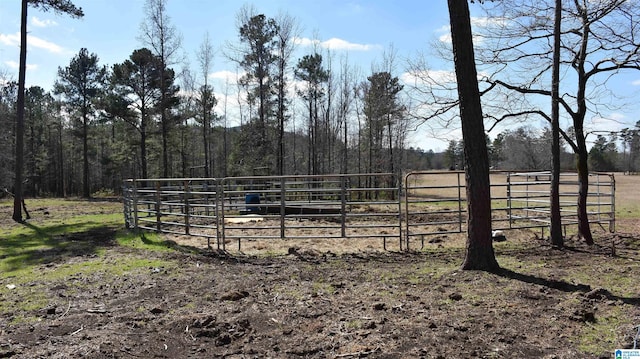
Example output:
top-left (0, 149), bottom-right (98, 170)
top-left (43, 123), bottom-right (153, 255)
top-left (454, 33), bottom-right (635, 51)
top-left (549, 0), bottom-right (563, 247)
top-left (576, 142), bottom-right (593, 245)
top-left (573, 6), bottom-right (594, 246)
top-left (448, 0), bottom-right (499, 271)
top-left (12, 0), bottom-right (28, 222)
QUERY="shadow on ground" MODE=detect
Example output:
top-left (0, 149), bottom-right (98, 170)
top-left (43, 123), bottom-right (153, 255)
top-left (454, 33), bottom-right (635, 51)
top-left (0, 222), bottom-right (117, 273)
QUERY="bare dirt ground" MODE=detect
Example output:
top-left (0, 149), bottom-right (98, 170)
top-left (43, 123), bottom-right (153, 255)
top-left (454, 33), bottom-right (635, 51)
top-left (1, 195), bottom-right (640, 358)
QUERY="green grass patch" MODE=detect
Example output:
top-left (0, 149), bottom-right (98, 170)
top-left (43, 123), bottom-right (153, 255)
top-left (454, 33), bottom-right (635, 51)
top-left (566, 261), bottom-right (639, 298)
top-left (0, 202), bottom-right (178, 278)
top-left (578, 306), bottom-right (630, 355)
top-left (1, 221), bottom-right (116, 275)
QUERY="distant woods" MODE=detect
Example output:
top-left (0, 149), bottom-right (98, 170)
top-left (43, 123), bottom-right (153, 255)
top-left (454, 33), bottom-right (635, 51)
top-left (2, 0), bottom-right (640, 198)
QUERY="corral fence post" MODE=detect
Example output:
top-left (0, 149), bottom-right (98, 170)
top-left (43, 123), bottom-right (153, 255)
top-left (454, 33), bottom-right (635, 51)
top-left (155, 180), bottom-right (161, 233)
top-left (457, 172), bottom-right (463, 233)
top-left (396, 174), bottom-right (405, 251)
top-left (610, 173), bottom-right (616, 233)
top-left (506, 172), bottom-right (513, 229)
top-left (219, 178), bottom-right (227, 251)
top-left (132, 180), bottom-right (139, 231)
top-left (280, 176), bottom-right (286, 239)
top-left (341, 175), bottom-right (347, 238)
top-left (214, 179), bottom-right (222, 250)
top-left (183, 180), bottom-right (190, 236)
top-left (403, 173), bottom-right (409, 251)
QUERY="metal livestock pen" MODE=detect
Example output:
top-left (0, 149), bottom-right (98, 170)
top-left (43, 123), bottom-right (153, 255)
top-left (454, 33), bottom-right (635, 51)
top-left (122, 171), bottom-right (615, 251)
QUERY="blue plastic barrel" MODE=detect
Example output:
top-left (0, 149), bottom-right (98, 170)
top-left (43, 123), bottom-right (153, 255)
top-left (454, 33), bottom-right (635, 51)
top-left (245, 193), bottom-right (260, 213)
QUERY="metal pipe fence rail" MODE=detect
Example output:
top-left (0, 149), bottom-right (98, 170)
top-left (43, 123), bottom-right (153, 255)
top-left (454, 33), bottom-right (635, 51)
top-left (123, 171), bottom-right (615, 251)
top-left (122, 178), bottom-right (220, 247)
top-left (403, 171), bottom-right (615, 250)
top-left (123, 173), bottom-right (402, 251)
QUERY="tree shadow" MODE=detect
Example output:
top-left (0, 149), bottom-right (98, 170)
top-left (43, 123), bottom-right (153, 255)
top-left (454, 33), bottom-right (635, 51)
top-left (494, 267), bottom-right (640, 306)
top-left (0, 222), bottom-right (117, 273)
top-left (138, 232), bottom-right (204, 253)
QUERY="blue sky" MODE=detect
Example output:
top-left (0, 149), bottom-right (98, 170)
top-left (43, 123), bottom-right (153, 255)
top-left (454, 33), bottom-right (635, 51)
top-left (0, 0), bottom-right (638, 152)
top-left (0, 0), bottom-right (448, 91)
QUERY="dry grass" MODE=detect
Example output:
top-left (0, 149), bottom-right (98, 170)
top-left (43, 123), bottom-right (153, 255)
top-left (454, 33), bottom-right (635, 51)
top-left (614, 172), bottom-right (640, 219)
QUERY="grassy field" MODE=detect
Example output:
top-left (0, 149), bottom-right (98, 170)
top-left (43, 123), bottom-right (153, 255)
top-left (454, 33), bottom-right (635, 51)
top-left (614, 173), bottom-right (640, 220)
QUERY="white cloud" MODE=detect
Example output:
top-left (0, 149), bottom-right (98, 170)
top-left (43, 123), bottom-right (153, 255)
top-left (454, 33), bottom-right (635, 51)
top-left (28, 34), bottom-right (64, 53)
top-left (4, 60), bottom-right (38, 71)
top-left (632, 79), bottom-right (640, 86)
top-left (208, 70), bottom-right (244, 83)
top-left (401, 69), bottom-right (457, 86)
top-left (0, 33), bottom-right (19, 46)
top-left (293, 37), bottom-right (317, 47)
top-left (436, 17), bottom-right (503, 45)
top-left (593, 112), bottom-right (625, 123)
top-left (31, 16), bottom-right (58, 28)
top-left (589, 113), bottom-right (628, 133)
top-left (470, 16), bottom-right (505, 27)
top-left (0, 32), bottom-right (64, 54)
top-left (438, 33), bottom-right (452, 44)
top-left (322, 38), bottom-right (380, 51)
top-left (293, 37), bottom-right (381, 51)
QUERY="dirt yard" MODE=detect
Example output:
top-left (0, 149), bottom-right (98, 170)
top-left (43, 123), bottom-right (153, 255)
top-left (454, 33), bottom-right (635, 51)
top-left (1, 190), bottom-right (640, 358)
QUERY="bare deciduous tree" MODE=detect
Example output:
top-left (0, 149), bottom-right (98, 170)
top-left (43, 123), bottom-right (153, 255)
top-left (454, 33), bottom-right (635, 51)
top-left (274, 12), bottom-right (299, 175)
top-left (479, 0), bottom-right (640, 245)
top-left (139, 0), bottom-right (183, 178)
top-left (409, 0), bottom-right (640, 245)
top-left (196, 32), bottom-right (216, 177)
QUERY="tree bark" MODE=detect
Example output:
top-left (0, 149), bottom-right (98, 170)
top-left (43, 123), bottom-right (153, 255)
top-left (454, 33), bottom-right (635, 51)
top-left (576, 140), bottom-right (593, 245)
top-left (448, 0), bottom-right (499, 271)
top-left (549, 0), bottom-right (563, 247)
top-left (573, 3), bottom-right (594, 246)
top-left (12, 0), bottom-right (28, 222)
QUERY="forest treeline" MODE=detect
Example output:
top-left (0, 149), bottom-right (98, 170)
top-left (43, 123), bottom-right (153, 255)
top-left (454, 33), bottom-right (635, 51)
top-left (2, 63), bottom-right (637, 199)
top-left (2, 3), bottom-right (640, 198)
